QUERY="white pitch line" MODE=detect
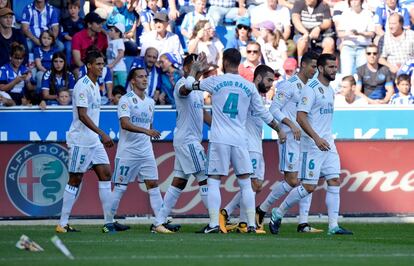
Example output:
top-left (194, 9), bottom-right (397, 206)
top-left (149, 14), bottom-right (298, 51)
top-left (1, 253), bottom-right (414, 262)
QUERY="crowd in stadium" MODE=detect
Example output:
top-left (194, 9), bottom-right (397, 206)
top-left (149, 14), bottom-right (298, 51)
top-left (0, 0), bottom-right (414, 108)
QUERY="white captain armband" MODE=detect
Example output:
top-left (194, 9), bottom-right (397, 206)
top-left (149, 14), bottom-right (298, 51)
top-left (184, 76), bottom-right (196, 91)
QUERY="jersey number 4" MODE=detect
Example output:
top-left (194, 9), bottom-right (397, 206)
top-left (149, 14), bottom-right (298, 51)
top-left (223, 93), bottom-right (239, 119)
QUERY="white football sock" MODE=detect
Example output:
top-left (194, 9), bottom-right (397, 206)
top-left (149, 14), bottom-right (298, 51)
top-left (59, 184), bottom-right (78, 226)
top-left (155, 186), bottom-right (182, 226)
top-left (198, 184), bottom-right (209, 210)
top-left (260, 181), bottom-right (293, 212)
top-left (98, 181), bottom-right (113, 224)
top-left (326, 185), bottom-right (340, 230)
top-left (110, 184), bottom-right (128, 223)
top-left (148, 187), bottom-right (163, 217)
top-left (224, 191), bottom-right (241, 216)
top-left (298, 193), bottom-right (313, 224)
top-left (207, 178), bottom-right (221, 228)
top-left (277, 185), bottom-right (309, 217)
top-left (238, 178), bottom-right (255, 228)
top-left (239, 191), bottom-right (255, 224)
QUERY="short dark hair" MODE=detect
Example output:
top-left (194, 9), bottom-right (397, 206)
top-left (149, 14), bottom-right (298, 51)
top-left (67, 0), bottom-right (81, 8)
top-left (253, 65), bottom-right (274, 81)
top-left (301, 51), bottom-right (319, 66)
top-left (317, 53), bottom-right (337, 68)
top-left (223, 48), bottom-right (241, 68)
top-left (342, 75), bottom-right (356, 86)
top-left (396, 74), bottom-right (411, 85)
top-left (112, 85), bottom-right (126, 96)
top-left (127, 67), bottom-right (147, 82)
top-left (84, 49), bottom-right (104, 65)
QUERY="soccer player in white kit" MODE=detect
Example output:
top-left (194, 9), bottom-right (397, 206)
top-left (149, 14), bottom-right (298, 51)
top-left (185, 48), bottom-right (285, 233)
top-left (256, 52), bottom-right (323, 233)
top-left (218, 65), bottom-right (287, 234)
top-left (269, 54), bottom-right (353, 235)
top-left (56, 50), bottom-right (114, 233)
top-left (105, 67), bottom-right (164, 233)
top-left (152, 54), bottom-right (212, 233)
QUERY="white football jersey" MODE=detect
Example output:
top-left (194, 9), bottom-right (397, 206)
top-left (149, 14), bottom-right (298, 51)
top-left (245, 106), bottom-right (264, 154)
top-left (67, 75), bottom-right (101, 147)
top-left (270, 74), bottom-right (305, 133)
top-left (116, 91), bottom-right (155, 159)
top-left (173, 77), bottom-right (205, 146)
top-left (297, 78), bottom-right (335, 146)
top-left (200, 73), bottom-right (273, 148)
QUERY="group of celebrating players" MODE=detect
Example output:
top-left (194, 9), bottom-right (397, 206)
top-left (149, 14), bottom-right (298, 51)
top-left (55, 47), bottom-right (352, 236)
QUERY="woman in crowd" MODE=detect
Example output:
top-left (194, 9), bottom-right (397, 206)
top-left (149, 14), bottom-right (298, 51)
top-left (41, 51), bottom-right (75, 105)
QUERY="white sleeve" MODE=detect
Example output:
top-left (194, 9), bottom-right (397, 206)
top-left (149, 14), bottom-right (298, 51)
top-left (250, 88), bottom-right (273, 124)
top-left (117, 96), bottom-right (131, 119)
top-left (269, 82), bottom-right (290, 123)
top-left (73, 83), bottom-right (88, 108)
top-left (200, 76), bottom-right (219, 94)
top-left (297, 85), bottom-right (315, 113)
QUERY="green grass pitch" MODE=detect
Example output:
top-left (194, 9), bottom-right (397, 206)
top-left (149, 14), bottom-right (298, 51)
top-left (1, 223), bottom-right (413, 266)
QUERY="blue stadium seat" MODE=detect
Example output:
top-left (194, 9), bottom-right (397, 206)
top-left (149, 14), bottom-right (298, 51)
top-left (215, 25), bottom-right (235, 48)
top-left (13, 0), bottom-right (32, 22)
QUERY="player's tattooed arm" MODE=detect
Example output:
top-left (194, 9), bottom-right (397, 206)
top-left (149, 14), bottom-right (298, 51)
top-left (268, 120), bottom-right (287, 144)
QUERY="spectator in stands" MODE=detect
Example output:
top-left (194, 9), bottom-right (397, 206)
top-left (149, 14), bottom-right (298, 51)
top-left (41, 51), bottom-right (75, 105)
top-left (56, 88), bottom-right (71, 105)
top-left (356, 44), bottom-right (394, 104)
top-left (181, 0), bottom-right (214, 41)
top-left (188, 20), bottom-right (224, 65)
top-left (397, 58), bottom-right (414, 90)
top-left (336, 0), bottom-right (375, 76)
top-left (379, 13), bottom-right (414, 74)
top-left (107, 22), bottom-right (127, 87)
top-left (60, 0), bottom-right (84, 65)
top-left (131, 47), bottom-right (161, 101)
top-left (238, 41), bottom-right (261, 82)
top-left (226, 16), bottom-right (253, 61)
top-left (111, 84), bottom-right (126, 105)
top-left (140, 0), bottom-right (167, 32)
top-left (374, 0), bottom-right (410, 41)
top-left (335, 75), bottom-right (368, 106)
top-left (0, 8), bottom-right (28, 68)
top-left (207, 0), bottom-right (247, 26)
top-left (140, 12), bottom-right (184, 63)
top-left (34, 30), bottom-right (57, 90)
top-left (258, 22), bottom-right (287, 74)
top-left (292, 0), bottom-right (335, 62)
top-left (78, 46), bottom-right (114, 104)
top-left (0, 0), bottom-right (11, 9)
top-left (21, 0), bottom-right (63, 53)
top-left (158, 52), bottom-right (183, 105)
top-left (0, 42), bottom-right (35, 105)
top-left (389, 73), bottom-right (414, 104)
top-left (250, 0), bottom-right (291, 41)
top-left (72, 12), bottom-right (108, 69)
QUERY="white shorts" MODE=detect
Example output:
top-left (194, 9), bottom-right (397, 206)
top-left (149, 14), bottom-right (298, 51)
top-left (174, 142), bottom-right (206, 179)
top-left (112, 156), bottom-right (158, 184)
top-left (68, 144), bottom-right (109, 173)
top-left (207, 142), bottom-right (253, 176)
top-left (299, 144), bottom-right (340, 185)
top-left (278, 134), bottom-right (300, 173)
top-left (249, 151), bottom-right (265, 181)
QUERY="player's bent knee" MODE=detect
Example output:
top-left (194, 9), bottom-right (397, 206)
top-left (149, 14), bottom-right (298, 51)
top-left (251, 179), bottom-right (263, 192)
top-left (302, 183), bottom-right (316, 193)
top-left (145, 180), bottom-right (159, 189)
top-left (172, 177), bottom-right (188, 190)
top-left (326, 178), bottom-right (340, 186)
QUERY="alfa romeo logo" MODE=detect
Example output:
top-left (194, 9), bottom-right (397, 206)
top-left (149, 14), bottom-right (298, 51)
top-left (5, 144), bottom-right (69, 216)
